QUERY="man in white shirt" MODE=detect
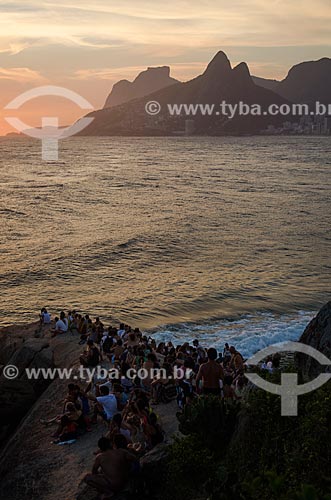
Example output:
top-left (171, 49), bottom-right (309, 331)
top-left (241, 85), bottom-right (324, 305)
top-left (51, 316), bottom-right (68, 337)
top-left (91, 386), bottom-right (118, 422)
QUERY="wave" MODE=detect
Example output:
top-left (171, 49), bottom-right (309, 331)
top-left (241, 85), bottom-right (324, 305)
top-left (151, 310), bottom-right (314, 358)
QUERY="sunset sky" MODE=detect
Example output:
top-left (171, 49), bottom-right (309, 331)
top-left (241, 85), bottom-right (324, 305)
top-left (0, 0), bottom-right (330, 135)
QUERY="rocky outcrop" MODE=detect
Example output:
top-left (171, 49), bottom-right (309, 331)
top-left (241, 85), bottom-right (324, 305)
top-left (0, 329), bottom-right (87, 500)
top-left (0, 324), bottom-right (80, 451)
top-left (1, 303), bottom-right (329, 499)
top-left (0, 322), bottom-right (39, 366)
top-left (0, 336), bottom-right (54, 447)
top-left (252, 59), bottom-right (331, 105)
top-left (0, 334), bottom-right (24, 365)
top-left (139, 444), bottom-right (169, 498)
top-left (7, 338), bottom-right (50, 372)
top-left (0, 320), bottom-right (180, 500)
top-left (297, 301), bottom-right (331, 378)
top-left (277, 57), bottom-right (331, 105)
top-left (104, 66), bottom-right (179, 108)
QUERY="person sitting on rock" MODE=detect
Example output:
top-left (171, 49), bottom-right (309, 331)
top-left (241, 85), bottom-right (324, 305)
top-left (40, 400), bottom-right (82, 428)
top-left (84, 437), bottom-right (136, 497)
top-left (78, 314), bottom-right (87, 342)
top-left (126, 415), bottom-right (146, 454)
top-left (51, 315), bottom-right (68, 337)
top-left (144, 412), bottom-right (164, 449)
top-left (79, 339), bottom-right (101, 367)
top-left (40, 307), bottom-right (51, 325)
top-left (101, 330), bottom-right (113, 357)
top-left (109, 338), bottom-right (124, 365)
top-left (89, 385), bottom-right (118, 423)
top-left (106, 413), bottom-right (132, 444)
top-left (53, 415), bottom-right (77, 444)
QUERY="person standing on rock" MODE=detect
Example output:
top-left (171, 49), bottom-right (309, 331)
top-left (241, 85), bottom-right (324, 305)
top-left (195, 347), bottom-right (224, 396)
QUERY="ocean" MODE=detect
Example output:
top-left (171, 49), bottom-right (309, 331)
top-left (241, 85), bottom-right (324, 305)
top-left (0, 136), bottom-right (330, 356)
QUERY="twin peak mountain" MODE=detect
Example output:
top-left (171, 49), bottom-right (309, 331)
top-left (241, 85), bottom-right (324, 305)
top-left (82, 50), bottom-right (331, 135)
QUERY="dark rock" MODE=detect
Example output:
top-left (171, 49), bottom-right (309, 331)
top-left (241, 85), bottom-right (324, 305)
top-left (76, 481), bottom-right (98, 500)
top-left (0, 333), bottom-right (24, 365)
top-left (0, 379), bottom-right (36, 439)
top-left (21, 346), bottom-right (54, 393)
top-left (0, 379), bottom-right (36, 447)
top-left (140, 443), bottom-right (168, 469)
top-left (3, 339), bottom-right (50, 377)
top-left (139, 444), bottom-right (169, 497)
top-left (0, 338), bottom-right (54, 447)
top-left (298, 301), bottom-right (331, 378)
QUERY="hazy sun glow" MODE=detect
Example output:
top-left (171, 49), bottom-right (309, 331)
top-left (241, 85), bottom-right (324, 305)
top-left (1, 0), bottom-right (330, 135)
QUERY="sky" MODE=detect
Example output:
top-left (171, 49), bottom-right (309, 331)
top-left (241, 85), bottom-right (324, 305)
top-left (0, 0), bottom-right (330, 135)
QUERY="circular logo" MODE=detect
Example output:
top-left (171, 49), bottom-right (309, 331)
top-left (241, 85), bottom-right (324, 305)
top-left (145, 101), bottom-right (161, 115)
top-left (3, 364), bottom-right (19, 380)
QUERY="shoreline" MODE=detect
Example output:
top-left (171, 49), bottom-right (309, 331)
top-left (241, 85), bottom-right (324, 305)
top-left (0, 308), bottom-right (316, 361)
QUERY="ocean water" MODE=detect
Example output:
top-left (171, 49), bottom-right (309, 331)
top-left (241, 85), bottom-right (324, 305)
top-left (152, 310), bottom-right (314, 358)
top-left (0, 136), bottom-right (330, 355)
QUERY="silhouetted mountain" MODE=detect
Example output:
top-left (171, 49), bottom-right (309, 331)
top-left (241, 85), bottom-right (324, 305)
top-left (104, 66), bottom-right (179, 108)
top-left (252, 76), bottom-right (279, 92)
top-left (254, 58), bottom-right (331, 105)
top-left (276, 58), bottom-right (331, 104)
top-left (82, 51), bottom-right (290, 136)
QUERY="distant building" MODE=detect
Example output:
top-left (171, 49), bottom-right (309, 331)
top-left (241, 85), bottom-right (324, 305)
top-left (185, 120), bottom-right (195, 135)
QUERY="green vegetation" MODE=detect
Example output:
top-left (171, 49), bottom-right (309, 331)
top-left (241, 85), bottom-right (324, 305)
top-left (159, 378), bottom-right (331, 500)
top-left (176, 396), bottom-right (239, 452)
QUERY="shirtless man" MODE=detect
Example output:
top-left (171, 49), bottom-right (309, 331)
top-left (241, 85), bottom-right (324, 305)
top-left (196, 347), bottom-right (224, 395)
top-left (142, 352), bottom-right (157, 389)
top-left (110, 339), bottom-right (124, 363)
top-left (84, 437), bottom-right (136, 496)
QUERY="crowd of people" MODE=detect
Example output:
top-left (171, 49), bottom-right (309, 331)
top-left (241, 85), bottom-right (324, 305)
top-left (39, 308), bottom-right (279, 498)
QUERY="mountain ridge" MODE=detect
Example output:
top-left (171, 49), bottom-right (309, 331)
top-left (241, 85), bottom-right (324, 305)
top-left (104, 66), bottom-right (179, 108)
top-left (253, 57), bottom-right (331, 105)
top-left (78, 51), bottom-right (331, 136)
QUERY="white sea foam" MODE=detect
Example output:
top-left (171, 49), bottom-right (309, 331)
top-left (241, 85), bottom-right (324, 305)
top-left (152, 310), bottom-right (315, 358)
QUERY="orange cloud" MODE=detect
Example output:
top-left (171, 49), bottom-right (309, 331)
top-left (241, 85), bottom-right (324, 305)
top-left (0, 67), bottom-right (46, 83)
